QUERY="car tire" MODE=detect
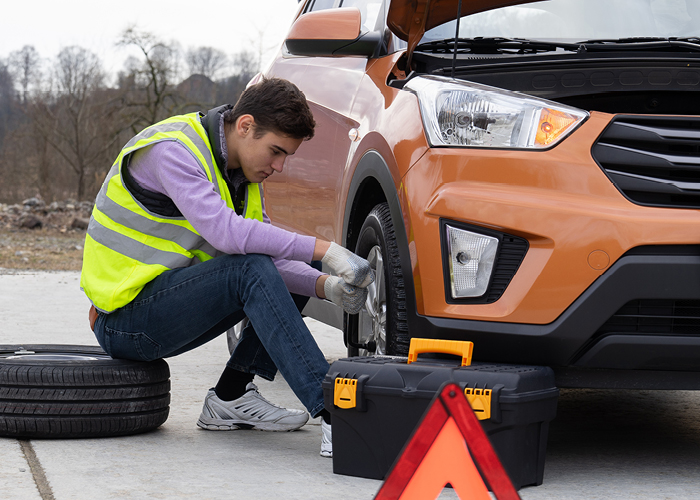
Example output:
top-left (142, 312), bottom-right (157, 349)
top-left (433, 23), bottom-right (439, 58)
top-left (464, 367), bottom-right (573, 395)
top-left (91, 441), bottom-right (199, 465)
top-left (346, 202), bottom-right (410, 356)
top-left (0, 344), bottom-right (170, 439)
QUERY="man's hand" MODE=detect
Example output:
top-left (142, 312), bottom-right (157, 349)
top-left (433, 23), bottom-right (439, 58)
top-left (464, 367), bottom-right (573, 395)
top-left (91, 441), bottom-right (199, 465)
top-left (321, 242), bottom-right (374, 288)
top-left (324, 276), bottom-right (368, 315)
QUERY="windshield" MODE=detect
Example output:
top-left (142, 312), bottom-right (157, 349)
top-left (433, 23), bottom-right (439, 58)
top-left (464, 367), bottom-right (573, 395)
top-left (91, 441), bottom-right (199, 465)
top-left (422, 0), bottom-right (700, 42)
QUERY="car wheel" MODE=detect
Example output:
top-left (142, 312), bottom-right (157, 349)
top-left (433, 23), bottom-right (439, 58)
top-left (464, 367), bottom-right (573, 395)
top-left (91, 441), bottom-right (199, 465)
top-left (346, 203), bottom-right (409, 356)
top-left (0, 344), bottom-right (170, 439)
top-left (226, 318), bottom-right (249, 354)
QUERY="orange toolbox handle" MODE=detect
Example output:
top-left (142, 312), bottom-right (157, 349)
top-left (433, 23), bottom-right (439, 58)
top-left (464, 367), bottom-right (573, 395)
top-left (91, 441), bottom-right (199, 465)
top-left (407, 338), bottom-right (474, 366)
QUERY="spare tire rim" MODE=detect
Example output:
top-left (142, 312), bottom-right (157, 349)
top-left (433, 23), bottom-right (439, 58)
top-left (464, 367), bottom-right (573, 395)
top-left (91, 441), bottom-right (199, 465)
top-left (1, 348), bottom-right (110, 361)
top-left (2, 354), bottom-right (107, 361)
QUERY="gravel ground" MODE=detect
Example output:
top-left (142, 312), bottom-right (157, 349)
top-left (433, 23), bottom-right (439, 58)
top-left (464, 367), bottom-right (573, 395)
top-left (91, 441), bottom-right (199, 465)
top-left (0, 198), bottom-right (89, 272)
top-left (0, 228), bottom-right (85, 272)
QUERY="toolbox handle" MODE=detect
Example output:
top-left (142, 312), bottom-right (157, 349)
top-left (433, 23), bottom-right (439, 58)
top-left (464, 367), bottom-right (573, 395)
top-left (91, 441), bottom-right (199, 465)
top-left (407, 338), bottom-right (473, 366)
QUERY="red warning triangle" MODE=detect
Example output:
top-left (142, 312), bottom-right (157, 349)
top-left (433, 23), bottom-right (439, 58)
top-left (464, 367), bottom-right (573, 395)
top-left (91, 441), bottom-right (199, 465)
top-left (374, 383), bottom-right (521, 500)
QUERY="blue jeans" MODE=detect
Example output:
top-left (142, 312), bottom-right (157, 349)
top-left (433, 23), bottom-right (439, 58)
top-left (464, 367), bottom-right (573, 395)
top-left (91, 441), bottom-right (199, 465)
top-left (93, 253), bottom-right (330, 417)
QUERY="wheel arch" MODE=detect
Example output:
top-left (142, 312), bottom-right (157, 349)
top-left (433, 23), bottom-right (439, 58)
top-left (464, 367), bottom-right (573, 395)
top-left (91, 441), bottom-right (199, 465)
top-left (343, 150), bottom-right (400, 251)
top-left (342, 150), bottom-right (420, 353)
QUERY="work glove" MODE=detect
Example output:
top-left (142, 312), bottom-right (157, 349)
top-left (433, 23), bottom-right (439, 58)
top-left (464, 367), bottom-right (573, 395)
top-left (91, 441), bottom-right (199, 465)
top-left (321, 242), bottom-right (374, 288)
top-left (324, 276), bottom-right (368, 315)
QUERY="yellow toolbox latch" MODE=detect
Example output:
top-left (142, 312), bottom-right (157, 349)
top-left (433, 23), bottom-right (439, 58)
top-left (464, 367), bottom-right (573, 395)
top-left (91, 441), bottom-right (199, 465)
top-left (464, 387), bottom-right (492, 420)
top-left (334, 377), bottom-right (358, 409)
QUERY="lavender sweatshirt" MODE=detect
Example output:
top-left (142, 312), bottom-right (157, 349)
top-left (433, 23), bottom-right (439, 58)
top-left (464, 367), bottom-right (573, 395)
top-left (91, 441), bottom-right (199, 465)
top-left (127, 140), bottom-right (323, 298)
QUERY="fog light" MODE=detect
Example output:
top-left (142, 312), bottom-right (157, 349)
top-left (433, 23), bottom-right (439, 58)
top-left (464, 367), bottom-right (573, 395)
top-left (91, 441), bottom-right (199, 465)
top-left (446, 225), bottom-right (499, 298)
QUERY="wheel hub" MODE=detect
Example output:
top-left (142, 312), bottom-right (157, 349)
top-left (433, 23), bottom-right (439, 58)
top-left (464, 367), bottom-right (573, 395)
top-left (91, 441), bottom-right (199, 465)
top-left (358, 245), bottom-right (387, 356)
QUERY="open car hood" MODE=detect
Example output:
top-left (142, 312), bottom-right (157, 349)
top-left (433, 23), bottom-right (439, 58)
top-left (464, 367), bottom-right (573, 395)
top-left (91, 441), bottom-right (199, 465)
top-left (387, 0), bottom-right (536, 61)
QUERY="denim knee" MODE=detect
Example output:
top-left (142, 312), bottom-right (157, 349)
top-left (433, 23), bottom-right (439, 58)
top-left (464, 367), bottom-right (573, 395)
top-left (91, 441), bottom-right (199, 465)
top-left (243, 253), bottom-right (277, 275)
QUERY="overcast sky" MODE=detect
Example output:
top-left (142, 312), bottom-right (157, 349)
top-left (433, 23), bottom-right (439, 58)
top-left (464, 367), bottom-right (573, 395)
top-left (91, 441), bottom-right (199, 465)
top-left (0, 0), bottom-right (301, 80)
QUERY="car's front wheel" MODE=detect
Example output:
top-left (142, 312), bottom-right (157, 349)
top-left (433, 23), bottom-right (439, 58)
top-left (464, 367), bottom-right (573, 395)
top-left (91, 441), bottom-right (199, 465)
top-left (345, 203), bottom-right (409, 356)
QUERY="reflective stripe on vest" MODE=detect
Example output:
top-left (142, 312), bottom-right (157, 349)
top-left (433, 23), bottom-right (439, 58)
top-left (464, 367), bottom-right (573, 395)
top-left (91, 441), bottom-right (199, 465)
top-left (81, 113), bottom-right (263, 313)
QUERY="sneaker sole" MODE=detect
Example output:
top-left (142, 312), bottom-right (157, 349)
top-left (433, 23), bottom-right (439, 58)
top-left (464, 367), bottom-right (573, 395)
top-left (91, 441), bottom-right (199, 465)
top-left (197, 416), bottom-right (307, 432)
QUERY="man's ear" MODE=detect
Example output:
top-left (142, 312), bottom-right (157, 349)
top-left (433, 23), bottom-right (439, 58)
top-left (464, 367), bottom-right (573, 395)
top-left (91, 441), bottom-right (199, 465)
top-left (236, 114), bottom-right (255, 137)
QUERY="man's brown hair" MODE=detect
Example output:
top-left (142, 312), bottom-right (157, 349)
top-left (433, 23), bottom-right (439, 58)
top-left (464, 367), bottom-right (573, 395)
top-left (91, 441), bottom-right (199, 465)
top-left (226, 77), bottom-right (315, 140)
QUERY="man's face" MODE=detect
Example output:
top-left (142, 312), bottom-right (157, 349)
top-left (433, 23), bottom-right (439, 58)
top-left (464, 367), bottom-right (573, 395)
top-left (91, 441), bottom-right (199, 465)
top-left (228, 121), bottom-right (303, 184)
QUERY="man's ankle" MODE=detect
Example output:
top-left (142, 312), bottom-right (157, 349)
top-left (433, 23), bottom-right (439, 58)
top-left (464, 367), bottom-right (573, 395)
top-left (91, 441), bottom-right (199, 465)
top-left (215, 366), bottom-right (254, 401)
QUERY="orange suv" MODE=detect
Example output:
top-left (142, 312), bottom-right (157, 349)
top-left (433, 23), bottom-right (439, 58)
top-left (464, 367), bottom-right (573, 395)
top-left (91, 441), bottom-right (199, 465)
top-left (263, 0), bottom-right (700, 389)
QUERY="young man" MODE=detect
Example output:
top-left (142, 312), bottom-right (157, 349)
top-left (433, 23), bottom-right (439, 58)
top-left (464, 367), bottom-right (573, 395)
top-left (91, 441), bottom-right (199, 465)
top-left (81, 77), bottom-right (372, 457)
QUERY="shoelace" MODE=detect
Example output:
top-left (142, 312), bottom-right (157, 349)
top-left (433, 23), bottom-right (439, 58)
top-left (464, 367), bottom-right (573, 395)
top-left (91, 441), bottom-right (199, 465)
top-left (246, 386), bottom-right (285, 409)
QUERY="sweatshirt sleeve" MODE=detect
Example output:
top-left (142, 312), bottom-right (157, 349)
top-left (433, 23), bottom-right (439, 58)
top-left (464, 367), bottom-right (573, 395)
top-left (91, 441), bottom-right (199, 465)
top-left (274, 259), bottom-right (324, 297)
top-left (128, 140), bottom-right (317, 263)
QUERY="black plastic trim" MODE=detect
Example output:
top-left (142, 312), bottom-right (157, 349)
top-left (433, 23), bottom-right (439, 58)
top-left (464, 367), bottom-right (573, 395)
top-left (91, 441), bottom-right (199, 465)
top-left (590, 298), bottom-right (700, 338)
top-left (574, 334), bottom-right (700, 371)
top-left (591, 115), bottom-right (700, 209)
top-left (285, 31), bottom-right (382, 58)
top-left (625, 244), bottom-right (700, 256)
top-left (553, 367), bottom-right (700, 390)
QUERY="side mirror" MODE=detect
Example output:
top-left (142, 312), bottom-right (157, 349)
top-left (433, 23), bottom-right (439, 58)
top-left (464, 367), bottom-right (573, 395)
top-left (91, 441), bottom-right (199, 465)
top-left (285, 7), bottom-right (381, 57)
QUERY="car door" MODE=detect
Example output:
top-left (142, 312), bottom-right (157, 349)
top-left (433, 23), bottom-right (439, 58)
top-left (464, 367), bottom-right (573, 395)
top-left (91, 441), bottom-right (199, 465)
top-left (264, 0), bottom-right (385, 242)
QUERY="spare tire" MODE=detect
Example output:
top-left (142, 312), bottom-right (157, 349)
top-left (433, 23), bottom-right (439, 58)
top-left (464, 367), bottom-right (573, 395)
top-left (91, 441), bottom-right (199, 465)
top-left (0, 344), bottom-right (170, 439)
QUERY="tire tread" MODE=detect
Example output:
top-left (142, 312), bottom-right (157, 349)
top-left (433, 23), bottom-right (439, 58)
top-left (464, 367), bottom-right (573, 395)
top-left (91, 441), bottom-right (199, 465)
top-left (0, 345), bottom-right (170, 438)
top-left (348, 202), bottom-right (410, 355)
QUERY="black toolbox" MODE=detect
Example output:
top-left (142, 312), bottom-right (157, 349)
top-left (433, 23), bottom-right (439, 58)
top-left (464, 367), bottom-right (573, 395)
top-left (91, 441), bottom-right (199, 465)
top-left (322, 339), bottom-right (559, 489)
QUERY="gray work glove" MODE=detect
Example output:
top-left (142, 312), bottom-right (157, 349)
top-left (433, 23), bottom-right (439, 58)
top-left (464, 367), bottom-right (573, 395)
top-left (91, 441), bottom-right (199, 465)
top-left (324, 276), bottom-right (368, 315)
top-left (321, 242), bottom-right (374, 288)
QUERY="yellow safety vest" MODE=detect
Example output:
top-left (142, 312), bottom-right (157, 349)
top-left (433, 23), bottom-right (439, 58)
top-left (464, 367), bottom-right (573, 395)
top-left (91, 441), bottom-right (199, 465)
top-left (80, 112), bottom-right (264, 313)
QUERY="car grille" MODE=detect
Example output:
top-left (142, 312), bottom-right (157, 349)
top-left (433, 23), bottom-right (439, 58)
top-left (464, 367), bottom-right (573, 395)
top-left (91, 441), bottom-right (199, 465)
top-left (591, 115), bottom-right (700, 209)
top-left (596, 299), bottom-right (700, 336)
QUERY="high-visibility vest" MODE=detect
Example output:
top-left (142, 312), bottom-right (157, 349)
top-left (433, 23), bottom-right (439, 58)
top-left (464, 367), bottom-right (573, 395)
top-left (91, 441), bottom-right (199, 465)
top-left (80, 112), bottom-right (264, 313)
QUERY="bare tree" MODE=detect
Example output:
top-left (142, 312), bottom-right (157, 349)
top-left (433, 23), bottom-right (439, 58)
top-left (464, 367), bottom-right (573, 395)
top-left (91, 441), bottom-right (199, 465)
top-left (118, 26), bottom-right (181, 130)
top-left (54, 46), bottom-right (103, 100)
top-left (233, 50), bottom-right (259, 77)
top-left (33, 46), bottom-right (123, 200)
top-left (186, 46), bottom-right (228, 80)
top-left (0, 60), bottom-right (15, 144)
top-left (246, 25), bottom-right (282, 74)
top-left (0, 29), bottom-right (287, 203)
top-left (214, 50), bottom-right (259, 104)
top-left (0, 60), bottom-right (17, 199)
top-left (8, 45), bottom-right (41, 104)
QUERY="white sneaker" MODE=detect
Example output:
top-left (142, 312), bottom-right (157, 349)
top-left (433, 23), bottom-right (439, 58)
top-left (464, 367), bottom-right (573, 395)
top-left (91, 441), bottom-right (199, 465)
top-left (320, 419), bottom-right (332, 458)
top-left (197, 383), bottom-right (309, 432)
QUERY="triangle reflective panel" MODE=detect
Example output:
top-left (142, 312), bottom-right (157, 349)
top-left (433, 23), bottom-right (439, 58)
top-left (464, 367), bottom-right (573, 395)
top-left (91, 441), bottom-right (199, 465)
top-left (374, 383), bottom-right (521, 500)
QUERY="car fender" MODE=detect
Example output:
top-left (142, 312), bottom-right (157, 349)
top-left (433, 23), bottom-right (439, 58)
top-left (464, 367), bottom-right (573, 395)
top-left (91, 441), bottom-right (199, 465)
top-left (343, 149), bottom-right (423, 333)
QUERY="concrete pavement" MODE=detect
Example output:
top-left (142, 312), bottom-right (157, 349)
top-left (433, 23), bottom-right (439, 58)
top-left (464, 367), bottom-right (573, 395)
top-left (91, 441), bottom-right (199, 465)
top-left (0, 270), bottom-right (386, 499)
top-left (2, 270), bottom-right (700, 499)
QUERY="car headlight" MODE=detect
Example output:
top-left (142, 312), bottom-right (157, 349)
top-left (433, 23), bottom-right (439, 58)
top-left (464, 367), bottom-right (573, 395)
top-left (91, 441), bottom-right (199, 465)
top-left (405, 75), bottom-right (588, 149)
top-left (445, 224), bottom-right (498, 298)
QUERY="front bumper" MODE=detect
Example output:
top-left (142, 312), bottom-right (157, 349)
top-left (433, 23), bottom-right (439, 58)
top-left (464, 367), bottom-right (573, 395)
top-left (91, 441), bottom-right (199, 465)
top-left (410, 248), bottom-right (700, 383)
